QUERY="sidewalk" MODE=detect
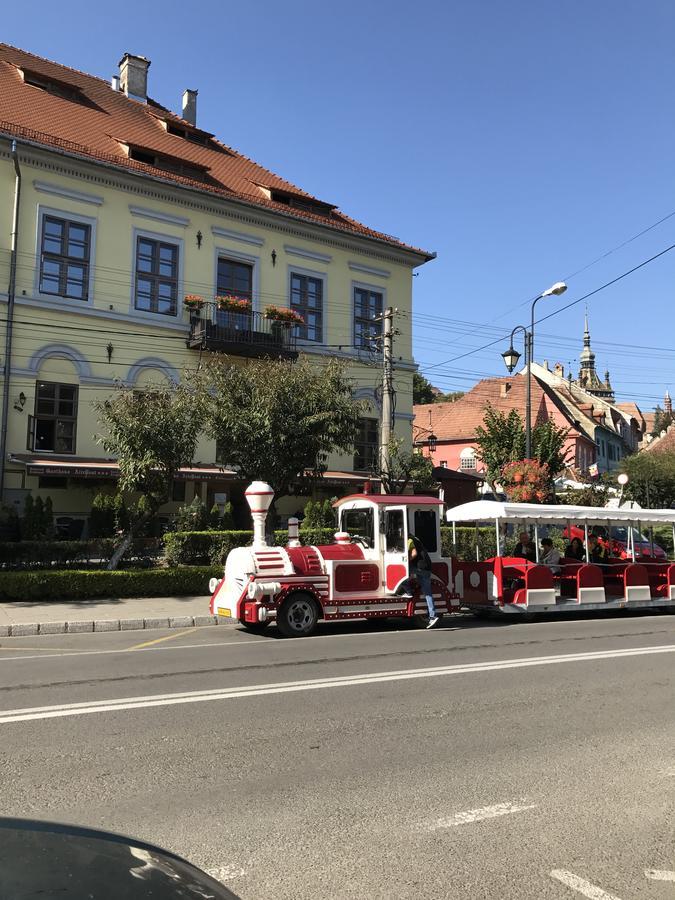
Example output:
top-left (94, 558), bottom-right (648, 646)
top-left (0, 595), bottom-right (232, 637)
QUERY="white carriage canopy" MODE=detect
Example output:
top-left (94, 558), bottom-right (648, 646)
top-left (446, 501), bottom-right (675, 526)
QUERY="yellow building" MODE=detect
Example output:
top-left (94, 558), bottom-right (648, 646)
top-left (0, 44), bottom-right (433, 534)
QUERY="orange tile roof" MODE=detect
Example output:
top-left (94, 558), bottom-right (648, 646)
top-left (414, 374), bottom-right (568, 441)
top-left (0, 43), bottom-right (434, 260)
top-left (642, 424), bottom-right (675, 454)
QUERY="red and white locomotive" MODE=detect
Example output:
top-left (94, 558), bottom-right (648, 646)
top-left (209, 481), bottom-right (460, 636)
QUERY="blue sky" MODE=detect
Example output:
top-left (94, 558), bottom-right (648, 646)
top-left (5, 0), bottom-right (675, 409)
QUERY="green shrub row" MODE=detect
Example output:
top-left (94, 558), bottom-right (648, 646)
top-left (163, 528), bottom-right (336, 566)
top-left (0, 566), bottom-right (220, 602)
top-left (0, 538), bottom-right (162, 570)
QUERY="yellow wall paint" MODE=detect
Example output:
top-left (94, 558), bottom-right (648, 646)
top-left (0, 145), bottom-right (425, 524)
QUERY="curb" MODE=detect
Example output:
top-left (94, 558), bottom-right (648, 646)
top-left (0, 615), bottom-right (229, 638)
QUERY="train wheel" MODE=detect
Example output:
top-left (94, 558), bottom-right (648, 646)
top-left (276, 593), bottom-right (319, 637)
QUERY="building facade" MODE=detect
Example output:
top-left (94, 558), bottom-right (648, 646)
top-left (0, 45), bottom-right (433, 533)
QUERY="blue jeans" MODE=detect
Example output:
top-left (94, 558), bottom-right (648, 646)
top-left (411, 567), bottom-right (437, 618)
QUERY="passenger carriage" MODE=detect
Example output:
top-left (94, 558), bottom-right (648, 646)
top-left (446, 500), bottom-right (675, 616)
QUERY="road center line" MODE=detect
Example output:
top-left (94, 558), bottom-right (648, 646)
top-left (425, 800), bottom-right (535, 830)
top-left (550, 870), bottom-right (622, 899)
top-left (0, 642), bottom-right (674, 725)
top-left (645, 870), bottom-right (675, 882)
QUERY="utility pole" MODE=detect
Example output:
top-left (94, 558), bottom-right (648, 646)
top-left (378, 307), bottom-right (395, 494)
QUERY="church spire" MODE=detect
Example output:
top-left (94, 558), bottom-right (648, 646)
top-left (665, 389), bottom-right (672, 415)
top-left (577, 311), bottom-right (614, 401)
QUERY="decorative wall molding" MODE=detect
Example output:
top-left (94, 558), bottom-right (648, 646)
top-left (33, 179), bottom-right (104, 206)
top-left (12, 296), bottom-right (190, 334)
top-left (24, 343), bottom-right (93, 378)
top-left (348, 261), bottom-right (390, 279)
top-left (211, 226), bottom-right (265, 247)
top-left (4, 141), bottom-right (426, 266)
top-left (126, 357), bottom-right (179, 385)
top-left (128, 205), bottom-right (190, 227)
top-left (284, 244), bottom-right (332, 264)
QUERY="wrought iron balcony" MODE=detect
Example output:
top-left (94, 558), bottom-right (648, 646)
top-left (186, 305), bottom-right (298, 360)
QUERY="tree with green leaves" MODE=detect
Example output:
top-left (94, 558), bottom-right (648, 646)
top-left (474, 407), bottom-right (569, 488)
top-left (651, 405), bottom-right (675, 437)
top-left (373, 438), bottom-right (436, 494)
top-left (95, 382), bottom-right (202, 569)
top-left (621, 450), bottom-right (675, 508)
top-left (413, 371), bottom-right (437, 404)
top-left (198, 357), bottom-right (362, 501)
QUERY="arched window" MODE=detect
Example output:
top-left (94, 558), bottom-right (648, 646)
top-left (459, 447), bottom-right (476, 470)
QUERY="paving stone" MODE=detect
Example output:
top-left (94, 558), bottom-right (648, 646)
top-left (0, 625), bottom-right (10, 637)
top-left (94, 620), bottom-right (120, 632)
top-left (168, 616), bottom-right (194, 628)
top-left (119, 618), bottom-right (144, 630)
top-left (10, 623), bottom-right (38, 636)
top-left (39, 621), bottom-right (66, 635)
top-left (67, 620), bottom-right (94, 633)
top-left (143, 617), bottom-right (170, 630)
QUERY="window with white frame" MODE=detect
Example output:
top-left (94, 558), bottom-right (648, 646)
top-left (39, 214), bottom-right (91, 300)
top-left (134, 236), bottom-right (179, 316)
top-left (290, 271), bottom-right (323, 342)
top-left (459, 447), bottom-right (476, 470)
top-left (353, 286), bottom-right (383, 350)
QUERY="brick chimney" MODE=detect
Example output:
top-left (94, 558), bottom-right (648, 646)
top-left (118, 53), bottom-right (150, 102)
top-left (554, 363), bottom-right (565, 378)
top-left (500, 382), bottom-right (511, 398)
top-left (182, 89), bottom-right (198, 126)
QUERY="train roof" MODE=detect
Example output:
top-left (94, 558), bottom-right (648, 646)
top-left (446, 499), bottom-right (675, 526)
top-left (333, 494), bottom-right (444, 507)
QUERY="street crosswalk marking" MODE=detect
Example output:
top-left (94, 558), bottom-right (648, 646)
top-left (550, 870), bottom-right (622, 899)
top-left (424, 800), bottom-right (536, 830)
top-left (645, 870), bottom-right (675, 882)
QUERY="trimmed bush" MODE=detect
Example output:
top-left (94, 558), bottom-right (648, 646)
top-left (0, 538), bottom-right (162, 570)
top-left (163, 528), bottom-right (336, 566)
top-left (0, 566), bottom-right (220, 602)
top-left (440, 526), bottom-right (498, 560)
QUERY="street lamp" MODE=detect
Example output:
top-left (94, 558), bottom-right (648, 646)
top-left (427, 432), bottom-right (437, 454)
top-left (501, 281), bottom-right (567, 459)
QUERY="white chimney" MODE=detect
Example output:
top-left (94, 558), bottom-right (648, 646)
top-left (182, 89), bottom-right (198, 126)
top-left (245, 481), bottom-right (275, 549)
top-left (111, 74), bottom-right (120, 91)
top-left (286, 517), bottom-right (301, 548)
top-left (118, 53), bottom-right (150, 102)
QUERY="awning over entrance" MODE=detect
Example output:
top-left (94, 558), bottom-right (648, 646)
top-left (9, 455), bottom-right (236, 482)
top-left (10, 456), bottom-right (378, 488)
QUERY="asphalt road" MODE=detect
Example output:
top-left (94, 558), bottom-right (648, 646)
top-left (1, 611), bottom-right (674, 899)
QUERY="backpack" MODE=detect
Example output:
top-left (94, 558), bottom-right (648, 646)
top-left (410, 534), bottom-right (432, 571)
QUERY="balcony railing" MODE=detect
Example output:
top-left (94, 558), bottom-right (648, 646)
top-left (187, 305), bottom-right (298, 360)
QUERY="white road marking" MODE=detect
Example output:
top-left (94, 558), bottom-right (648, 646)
top-left (659, 767), bottom-right (675, 777)
top-left (1, 643), bottom-right (675, 725)
top-left (425, 800), bottom-right (535, 830)
top-left (645, 870), bottom-right (675, 882)
top-left (550, 870), bottom-right (622, 899)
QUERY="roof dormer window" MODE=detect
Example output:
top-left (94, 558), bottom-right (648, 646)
top-left (124, 144), bottom-right (211, 181)
top-left (20, 68), bottom-right (87, 105)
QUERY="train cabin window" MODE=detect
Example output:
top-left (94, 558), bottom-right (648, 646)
top-left (341, 508), bottom-right (375, 548)
top-left (385, 508), bottom-right (405, 552)
top-left (413, 509), bottom-right (438, 553)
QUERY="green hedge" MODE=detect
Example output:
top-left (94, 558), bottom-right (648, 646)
top-left (0, 566), bottom-right (220, 602)
top-left (440, 526), bottom-right (498, 560)
top-left (0, 538), bottom-right (162, 570)
top-left (163, 528), bottom-right (335, 566)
